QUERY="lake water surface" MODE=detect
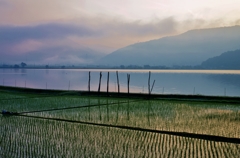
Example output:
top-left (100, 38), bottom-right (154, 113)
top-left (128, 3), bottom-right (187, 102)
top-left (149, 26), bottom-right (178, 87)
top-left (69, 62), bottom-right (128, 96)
top-left (1, 68), bottom-right (240, 97)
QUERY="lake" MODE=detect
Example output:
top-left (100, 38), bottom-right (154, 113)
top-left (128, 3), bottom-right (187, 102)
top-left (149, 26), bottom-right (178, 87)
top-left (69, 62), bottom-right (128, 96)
top-left (1, 68), bottom-right (240, 97)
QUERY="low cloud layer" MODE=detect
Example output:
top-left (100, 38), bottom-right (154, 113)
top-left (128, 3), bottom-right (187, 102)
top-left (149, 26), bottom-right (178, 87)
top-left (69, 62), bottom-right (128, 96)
top-left (0, 17), bottom-right (180, 65)
top-left (1, 0), bottom-right (240, 65)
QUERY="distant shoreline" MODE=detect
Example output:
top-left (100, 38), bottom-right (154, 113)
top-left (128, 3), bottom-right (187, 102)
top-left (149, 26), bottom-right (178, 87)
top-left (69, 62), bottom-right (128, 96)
top-left (1, 67), bottom-right (240, 70)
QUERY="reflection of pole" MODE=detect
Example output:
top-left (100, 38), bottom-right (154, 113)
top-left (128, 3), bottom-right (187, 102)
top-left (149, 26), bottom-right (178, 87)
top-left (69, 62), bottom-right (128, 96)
top-left (224, 88), bottom-right (226, 96)
top-left (127, 100), bottom-right (130, 120)
top-left (115, 82), bottom-right (116, 92)
top-left (116, 100), bottom-right (119, 123)
top-left (46, 82), bottom-right (47, 89)
top-left (88, 98), bottom-right (91, 121)
top-left (107, 98), bottom-right (109, 121)
top-left (98, 98), bottom-right (101, 121)
top-left (3, 79), bottom-right (4, 86)
top-left (148, 100), bottom-right (151, 126)
top-left (193, 87), bottom-right (195, 95)
top-left (162, 87), bottom-right (164, 94)
top-left (15, 80), bottom-right (16, 87)
top-left (25, 80), bottom-right (26, 88)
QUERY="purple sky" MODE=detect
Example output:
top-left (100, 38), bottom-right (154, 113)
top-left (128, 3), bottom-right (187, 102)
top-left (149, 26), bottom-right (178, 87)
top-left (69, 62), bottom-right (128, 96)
top-left (0, 0), bottom-right (240, 65)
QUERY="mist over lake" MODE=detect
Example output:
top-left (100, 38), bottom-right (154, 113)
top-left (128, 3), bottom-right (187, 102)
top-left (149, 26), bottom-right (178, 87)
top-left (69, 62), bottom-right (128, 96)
top-left (1, 68), bottom-right (240, 97)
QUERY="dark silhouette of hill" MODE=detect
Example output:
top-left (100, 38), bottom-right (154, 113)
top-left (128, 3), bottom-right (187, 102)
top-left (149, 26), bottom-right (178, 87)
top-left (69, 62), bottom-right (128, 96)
top-left (98, 26), bottom-right (240, 67)
top-left (201, 49), bottom-right (240, 69)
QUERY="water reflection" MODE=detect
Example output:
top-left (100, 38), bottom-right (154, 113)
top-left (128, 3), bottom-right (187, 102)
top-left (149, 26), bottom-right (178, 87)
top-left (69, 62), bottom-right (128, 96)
top-left (0, 68), bottom-right (240, 97)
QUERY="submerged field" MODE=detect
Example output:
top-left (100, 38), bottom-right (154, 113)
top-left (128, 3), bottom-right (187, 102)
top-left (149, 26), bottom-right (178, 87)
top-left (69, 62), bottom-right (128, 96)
top-left (0, 87), bottom-right (240, 157)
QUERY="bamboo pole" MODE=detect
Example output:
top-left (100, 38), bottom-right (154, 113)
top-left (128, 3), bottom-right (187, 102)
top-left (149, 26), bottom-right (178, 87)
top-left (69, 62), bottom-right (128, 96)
top-left (98, 72), bottom-right (102, 93)
top-left (151, 80), bottom-right (155, 93)
top-left (88, 71), bottom-right (91, 92)
top-left (148, 71), bottom-right (156, 96)
top-left (148, 71), bottom-right (151, 95)
top-left (127, 74), bottom-right (130, 95)
top-left (107, 72), bottom-right (109, 96)
top-left (116, 71), bottom-right (120, 95)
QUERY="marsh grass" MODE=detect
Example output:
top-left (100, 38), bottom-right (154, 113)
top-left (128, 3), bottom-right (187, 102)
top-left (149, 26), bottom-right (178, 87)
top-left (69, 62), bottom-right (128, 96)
top-left (0, 89), bottom-right (240, 157)
top-left (27, 99), bottom-right (240, 138)
top-left (1, 116), bottom-right (239, 158)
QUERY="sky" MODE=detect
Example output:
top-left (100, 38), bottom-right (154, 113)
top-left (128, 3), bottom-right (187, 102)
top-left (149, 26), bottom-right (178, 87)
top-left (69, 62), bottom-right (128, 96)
top-left (0, 0), bottom-right (240, 65)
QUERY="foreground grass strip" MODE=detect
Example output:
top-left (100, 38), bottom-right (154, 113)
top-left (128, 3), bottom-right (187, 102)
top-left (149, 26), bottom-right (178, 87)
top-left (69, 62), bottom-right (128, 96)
top-left (15, 113), bottom-right (240, 144)
top-left (0, 91), bottom-right (81, 101)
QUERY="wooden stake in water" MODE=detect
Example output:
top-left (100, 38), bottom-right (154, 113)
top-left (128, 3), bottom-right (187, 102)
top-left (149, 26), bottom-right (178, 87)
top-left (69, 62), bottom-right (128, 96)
top-left (88, 71), bottom-right (91, 92)
top-left (148, 71), bottom-right (151, 95)
top-left (116, 71), bottom-right (120, 95)
top-left (107, 72), bottom-right (109, 96)
top-left (150, 80), bottom-right (155, 93)
top-left (68, 81), bottom-right (70, 91)
top-left (127, 74), bottom-right (130, 95)
top-left (148, 71), bottom-right (156, 96)
top-left (98, 72), bottom-right (102, 93)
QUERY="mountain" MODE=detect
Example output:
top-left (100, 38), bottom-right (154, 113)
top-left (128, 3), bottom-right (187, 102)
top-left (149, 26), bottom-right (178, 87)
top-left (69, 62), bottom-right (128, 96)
top-left (201, 49), bottom-right (240, 69)
top-left (98, 26), bottom-right (240, 66)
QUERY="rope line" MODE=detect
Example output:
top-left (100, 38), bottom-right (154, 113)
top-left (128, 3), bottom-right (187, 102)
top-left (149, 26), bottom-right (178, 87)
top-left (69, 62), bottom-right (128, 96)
top-left (14, 113), bottom-right (240, 145)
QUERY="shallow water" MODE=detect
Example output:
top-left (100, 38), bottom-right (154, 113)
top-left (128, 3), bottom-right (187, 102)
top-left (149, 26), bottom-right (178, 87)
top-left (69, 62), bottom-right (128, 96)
top-left (1, 68), bottom-right (240, 97)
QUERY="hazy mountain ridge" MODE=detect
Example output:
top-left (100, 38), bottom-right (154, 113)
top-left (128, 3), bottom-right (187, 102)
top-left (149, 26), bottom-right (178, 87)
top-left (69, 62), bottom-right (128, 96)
top-left (201, 49), bottom-right (240, 69)
top-left (98, 26), bottom-right (240, 66)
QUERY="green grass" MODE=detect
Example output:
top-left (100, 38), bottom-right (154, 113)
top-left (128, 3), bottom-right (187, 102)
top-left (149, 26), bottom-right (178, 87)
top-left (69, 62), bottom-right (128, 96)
top-left (0, 88), bottom-right (240, 157)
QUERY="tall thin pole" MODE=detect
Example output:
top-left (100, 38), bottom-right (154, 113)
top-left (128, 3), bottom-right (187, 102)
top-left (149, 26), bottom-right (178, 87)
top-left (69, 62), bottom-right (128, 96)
top-left (107, 72), bottom-right (109, 96)
top-left (88, 71), bottom-right (91, 92)
top-left (150, 80), bottom-right (155, 93)
top-left (148, 71), bottom-right (151, 95)
top-left (116, 71), bottom-right (120, 95)
top-left (127, 74), bottom-right (130, 95)
top-left (98, 72), bottom-right (102, 93)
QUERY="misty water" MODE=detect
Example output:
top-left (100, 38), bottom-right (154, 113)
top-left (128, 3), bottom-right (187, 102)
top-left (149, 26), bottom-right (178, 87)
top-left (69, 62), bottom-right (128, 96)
top-left (1, 68), bottom-right (240, 97)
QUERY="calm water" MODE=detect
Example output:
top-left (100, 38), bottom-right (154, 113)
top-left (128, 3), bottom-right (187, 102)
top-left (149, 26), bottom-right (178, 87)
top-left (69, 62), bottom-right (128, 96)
top-left (1, 68), bottom-right (240, 97)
